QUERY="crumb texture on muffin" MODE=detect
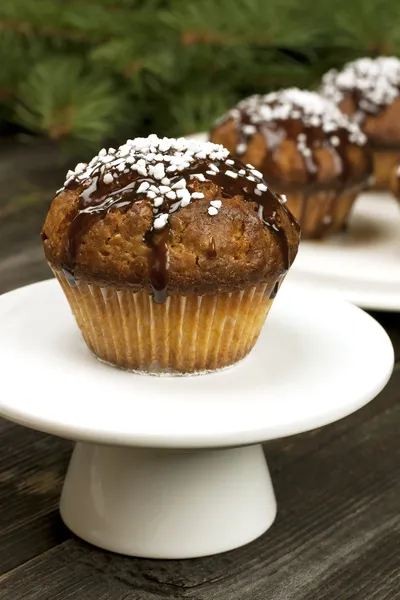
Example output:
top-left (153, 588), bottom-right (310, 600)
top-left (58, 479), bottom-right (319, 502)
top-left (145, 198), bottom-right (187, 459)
top-left (42, 135), bottom-right (299, 302)
top-left (210, 88), bottom-right (370, 191)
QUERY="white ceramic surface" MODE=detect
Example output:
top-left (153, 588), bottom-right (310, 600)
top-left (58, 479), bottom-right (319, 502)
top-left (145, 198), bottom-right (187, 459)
top-left (0, 280), bottom-right (393, 557)
top-left (60, 443), bottom-right (277, 558)
top-left (188, 132), bottom-right (400, 311)
top-left (0, 279), bottom-right (393, 448)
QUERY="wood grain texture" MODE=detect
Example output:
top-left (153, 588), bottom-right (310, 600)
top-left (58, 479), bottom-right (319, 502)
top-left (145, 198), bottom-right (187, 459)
top-left (0, 154), bottom-right (399, 599)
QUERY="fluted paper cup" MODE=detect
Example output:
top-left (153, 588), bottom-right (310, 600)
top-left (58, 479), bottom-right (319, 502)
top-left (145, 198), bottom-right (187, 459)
top-left (55, 271), bottom-right (275, 374)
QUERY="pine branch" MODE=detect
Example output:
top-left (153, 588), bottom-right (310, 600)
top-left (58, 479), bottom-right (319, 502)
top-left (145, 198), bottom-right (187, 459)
top-left (14, 58), bottom-right (128, 146)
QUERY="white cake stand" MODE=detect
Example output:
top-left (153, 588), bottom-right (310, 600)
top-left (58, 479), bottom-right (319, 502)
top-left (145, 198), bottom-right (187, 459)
top-left (188, 133), bottom-right (400, 311)
top-left (0, 280), bottom-right (393, 559)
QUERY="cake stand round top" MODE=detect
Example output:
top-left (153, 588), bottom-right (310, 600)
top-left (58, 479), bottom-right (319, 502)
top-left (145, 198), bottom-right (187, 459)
top-left (0, 280), bottom-right (393, 449)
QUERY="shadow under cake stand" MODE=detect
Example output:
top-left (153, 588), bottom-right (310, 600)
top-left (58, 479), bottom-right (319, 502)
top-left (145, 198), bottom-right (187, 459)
top-left (0, 280), bottom-right (394, 559)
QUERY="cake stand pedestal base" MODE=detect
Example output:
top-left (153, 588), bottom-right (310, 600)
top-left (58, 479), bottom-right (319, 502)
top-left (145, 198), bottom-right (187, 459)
top-left (60, 442), bottom-right (276, 559)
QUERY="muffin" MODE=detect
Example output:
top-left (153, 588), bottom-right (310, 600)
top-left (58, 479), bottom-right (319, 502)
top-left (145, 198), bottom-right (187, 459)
top-left (320, 57), bottom-right (400, 189)
top-left (210, 89), bottom-right (371, 239)
top-left (390, 163), bottom-right (400, 201)
top-left (41, 135), bottom-right (300, 375)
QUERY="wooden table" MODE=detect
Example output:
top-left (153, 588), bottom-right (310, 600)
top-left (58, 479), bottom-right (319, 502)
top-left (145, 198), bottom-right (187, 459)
top-left (0, 201), bottom-right (399, 600)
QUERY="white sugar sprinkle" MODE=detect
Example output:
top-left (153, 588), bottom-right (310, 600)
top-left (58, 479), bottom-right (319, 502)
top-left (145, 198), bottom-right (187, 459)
top-left (154, 213), bottom-right (169, 229)
top-left (206, 170), bottom-right (216, 176)
top-left (239, 169), bottom-right (246, 175)
top-left (172, 178), bottom-right (187, 189)
top-left (210, 200), bottom-right (222, 208)
top-left (159, 185), bottom-right (171, 193)
top-left (137, 181), bottom-right (150, 194)
top-left (226, 159), bottom-right (234, 165)
top-left (153, 197), bottom-right (164, 207)
top-left (225, 170), bottom-right (238, 178)
top-left (192, 192), bottom-right (205, 199)
top-left (256, 183), bottom-right (268, 192)
top-left (147, 191), bottom-right (156, 199)
top-left (103, 173), bottom-right (113, 184)
top-left (251, 169), bottom-right (263, 179)
top-left (280, 194), bottom-right (287, 203)
top-left (181, 196), bottom-right (191, 207)
top-left (166, 191), bottom-right (176, 200)
top-left (99, 149), bottom-right (107, 157)
top-left (209, 164), bottom-right (219, 172)
top-left (152, 163), bottom-right (165, 180)
top-left (75, 163), bottom-right (86, 174)
top-left (161, 177), bottom-right (170, 185)
top-left (191, 173), bottom-right (206, 182)
top-left (208, 206), bottom-right (219, 216)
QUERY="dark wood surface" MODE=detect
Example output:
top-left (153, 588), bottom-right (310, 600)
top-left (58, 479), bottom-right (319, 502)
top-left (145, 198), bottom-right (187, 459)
top-left (0, 177), bottom-right (399, 599)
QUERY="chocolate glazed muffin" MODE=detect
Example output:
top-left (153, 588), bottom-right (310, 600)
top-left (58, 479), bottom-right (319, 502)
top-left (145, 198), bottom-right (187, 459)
top-left (390, 163), bottom-right (400, 202)
top-left (210, 89), bottom-right (371, 239)
top-left (41, 135), bottom-right (300, 375)
top-left (320, 57), bottom-right (400, 189)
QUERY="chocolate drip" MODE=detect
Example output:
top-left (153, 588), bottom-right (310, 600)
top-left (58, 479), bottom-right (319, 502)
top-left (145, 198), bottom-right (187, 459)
top-left (207, 237), bottom-right (217, 259)
top-left (62, 153), bottom-right (295, 302)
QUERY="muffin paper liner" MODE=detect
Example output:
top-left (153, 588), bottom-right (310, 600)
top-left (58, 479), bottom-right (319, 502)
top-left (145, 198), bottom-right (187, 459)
top-left (55, 271), bottom-right (274, 375)
top-left (285, 188), bottom-right (360, 238)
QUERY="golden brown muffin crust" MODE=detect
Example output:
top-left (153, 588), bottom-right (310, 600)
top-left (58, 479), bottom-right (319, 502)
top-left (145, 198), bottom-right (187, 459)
top-left (42, 136), bottom-right (300, 297)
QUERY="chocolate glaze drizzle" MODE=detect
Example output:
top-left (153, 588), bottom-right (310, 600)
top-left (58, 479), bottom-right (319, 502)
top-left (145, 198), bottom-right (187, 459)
top-left (58, 136), bottom-right (297, 303)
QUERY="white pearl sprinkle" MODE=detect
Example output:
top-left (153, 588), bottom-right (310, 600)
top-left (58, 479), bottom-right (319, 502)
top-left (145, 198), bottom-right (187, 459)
top-left (210, 200), bottom-right (222, 208)
top-left (208, 206), bottom-right (219, 216)
top-left (191, 173), bottom-right (206, 182)
top-left (181, 196), bottom-right (191, 207)
top-left (152, 163), bottom-right (165, 180)
top-left (103, 173), bottom-right (113, 184)
top-left (153, 213), bottom-right (169, 229)
top-left (137, 181), bottom-right (150, 194)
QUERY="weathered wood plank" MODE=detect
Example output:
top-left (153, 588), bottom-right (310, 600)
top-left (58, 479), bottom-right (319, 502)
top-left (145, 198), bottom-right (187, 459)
top-left (0, 423), bottom-right (71, 573)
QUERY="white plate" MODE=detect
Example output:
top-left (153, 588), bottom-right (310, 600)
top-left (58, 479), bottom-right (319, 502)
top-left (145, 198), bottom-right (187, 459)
top-left (0, 280), bottom-right (393, 449)
top-left (188, 132), bottom-right (400, 311)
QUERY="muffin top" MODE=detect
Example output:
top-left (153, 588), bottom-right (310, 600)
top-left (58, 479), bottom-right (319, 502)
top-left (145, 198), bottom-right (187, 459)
top-left (320, 57), bottom-right (400, 146)
top-left (210, 89), bottom-right (370, 190)
top-left (42, 135), bottom-right (300, 301)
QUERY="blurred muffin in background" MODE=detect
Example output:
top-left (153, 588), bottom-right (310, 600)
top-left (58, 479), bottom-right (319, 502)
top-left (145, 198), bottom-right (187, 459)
top-left (389, 163), bottom-right (400, 202)
top-left (320, 57), bottom-right (400, 189)
top-left (210, 88), bottom-right (371, 239)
